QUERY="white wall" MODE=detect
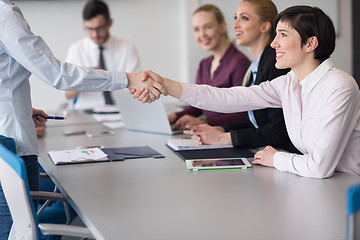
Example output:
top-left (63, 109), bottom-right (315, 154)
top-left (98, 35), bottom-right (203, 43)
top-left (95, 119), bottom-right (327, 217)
top-left (16, 0), bottom-right (181, 110)
top-left (14, 0), bottom-right (352, 111)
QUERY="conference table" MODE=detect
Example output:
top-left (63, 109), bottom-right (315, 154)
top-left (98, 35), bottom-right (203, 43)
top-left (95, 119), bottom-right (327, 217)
top-left (37, 112), bottom-right (360, 240)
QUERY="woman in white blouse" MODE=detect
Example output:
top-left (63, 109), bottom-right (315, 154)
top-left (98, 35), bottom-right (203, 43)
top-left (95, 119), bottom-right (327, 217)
top-left (135, 5), bottom-right (360, 178)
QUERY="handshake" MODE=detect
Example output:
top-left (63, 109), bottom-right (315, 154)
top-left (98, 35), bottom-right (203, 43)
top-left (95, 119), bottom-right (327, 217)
top-left (126, 70), bottom-right (182, 103)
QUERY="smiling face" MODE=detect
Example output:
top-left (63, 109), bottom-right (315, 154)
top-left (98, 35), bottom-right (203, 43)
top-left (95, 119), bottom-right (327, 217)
top-left (270, 21), bottom-right (307, 70)
top-left (232, 1), bottom-right (266, 47)
top-left (192, 11), bottom-right (226, 52)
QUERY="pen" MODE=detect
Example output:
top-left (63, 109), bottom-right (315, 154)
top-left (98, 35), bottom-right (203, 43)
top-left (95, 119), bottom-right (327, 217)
top-left (46, 116), bottom-right (66, 120)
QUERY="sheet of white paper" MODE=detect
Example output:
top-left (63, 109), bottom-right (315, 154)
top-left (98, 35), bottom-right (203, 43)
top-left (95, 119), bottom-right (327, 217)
top-left (92, 114), bottom-right (122, 122)
top-left (48, 147), bottom-right (108, 165)
top-left (167, 138), bottom-right (233, 151)
top-left (102, 121), bottom-right (125, 129)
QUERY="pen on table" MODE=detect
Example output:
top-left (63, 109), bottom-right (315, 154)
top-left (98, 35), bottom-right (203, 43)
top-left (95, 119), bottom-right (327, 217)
top-left (46, 116), bottom-right (66, 120)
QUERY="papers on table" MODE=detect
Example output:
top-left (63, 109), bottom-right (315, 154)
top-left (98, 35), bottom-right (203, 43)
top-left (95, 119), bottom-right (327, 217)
top-left (91, 113), bottom-right (124, 129)
top-left (102, 121), bottom-right (124, 129)
top-left (48, 148), bottom-right (108, 165)
top-left (92, 113), bottom-right (122, 122)
top-left (92, 105), bottom-right (120, 114)
top-left (48, 146), bottom-right (164, 165)
top-left (166, 138), bottom-right (233, 151)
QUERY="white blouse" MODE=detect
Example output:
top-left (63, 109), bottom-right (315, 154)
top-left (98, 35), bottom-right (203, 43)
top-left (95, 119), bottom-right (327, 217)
top-left (180, 59), bottom-right (360, 178)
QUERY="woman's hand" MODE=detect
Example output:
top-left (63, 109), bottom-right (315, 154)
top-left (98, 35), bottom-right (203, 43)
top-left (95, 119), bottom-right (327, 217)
top-left (253, 146), bottom-right (278, 167)
top-left (183, 124), bottom-right (231, 145)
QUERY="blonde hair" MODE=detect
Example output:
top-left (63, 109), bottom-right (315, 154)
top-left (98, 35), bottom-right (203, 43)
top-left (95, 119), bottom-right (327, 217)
top-left (243, 0), bottom-right (278, 41)
top-left (193, 4), bottom-right (229, 40)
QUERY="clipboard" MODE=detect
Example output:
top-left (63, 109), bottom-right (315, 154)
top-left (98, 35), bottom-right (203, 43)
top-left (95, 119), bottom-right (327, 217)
top-left (48, 146), bottom-right (164, 165)
top-left (102, 146), bottom-right (164, 159)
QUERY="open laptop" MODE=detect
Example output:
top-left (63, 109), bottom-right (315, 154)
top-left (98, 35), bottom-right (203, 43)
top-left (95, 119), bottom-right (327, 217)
top-left (113, 90), bottom-right (182, 135)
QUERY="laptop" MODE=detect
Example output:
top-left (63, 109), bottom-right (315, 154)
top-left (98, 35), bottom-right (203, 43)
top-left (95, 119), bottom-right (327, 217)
top-left (113, 90), bottom-right (182, 135)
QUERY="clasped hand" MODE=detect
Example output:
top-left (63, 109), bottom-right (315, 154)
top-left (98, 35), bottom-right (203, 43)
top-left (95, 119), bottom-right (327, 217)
top-left (127, 71), bottom-right (168, 103)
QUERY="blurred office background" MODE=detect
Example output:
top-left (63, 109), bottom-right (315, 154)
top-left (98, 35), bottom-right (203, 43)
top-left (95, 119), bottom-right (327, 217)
top-left (13, 0), bottom-right (356, 111)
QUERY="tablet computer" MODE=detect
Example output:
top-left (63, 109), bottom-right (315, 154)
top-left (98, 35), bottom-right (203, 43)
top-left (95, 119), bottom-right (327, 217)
top-left (185, 158), bottom-right (251, 171)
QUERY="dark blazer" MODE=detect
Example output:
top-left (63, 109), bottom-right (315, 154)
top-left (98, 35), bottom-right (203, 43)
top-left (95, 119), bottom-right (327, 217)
top-left (225, 45), bottom-right (300, 153)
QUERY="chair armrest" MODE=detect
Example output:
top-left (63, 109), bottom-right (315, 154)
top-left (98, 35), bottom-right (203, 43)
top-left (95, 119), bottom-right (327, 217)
top-left (38, 223), bottom-right (94, 239)
top-left (40, 172), bottom-right (52, 180)
top-left (30, 191), bottom-right (66, 202)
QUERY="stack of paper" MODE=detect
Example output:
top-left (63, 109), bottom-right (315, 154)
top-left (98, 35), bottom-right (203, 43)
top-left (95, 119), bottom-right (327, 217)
top-left (166, 138), bottom-right (233, 151)
top-left (92, 113), bottom-right (124, 129)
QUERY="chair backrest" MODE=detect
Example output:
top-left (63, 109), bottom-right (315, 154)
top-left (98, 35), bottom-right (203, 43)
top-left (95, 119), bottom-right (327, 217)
top-left (0, 135), bottom-right (16, 154)
top-left (347, 183), bottom-right (360, 240)
top-left (0, 144), bottom-right (40, 240)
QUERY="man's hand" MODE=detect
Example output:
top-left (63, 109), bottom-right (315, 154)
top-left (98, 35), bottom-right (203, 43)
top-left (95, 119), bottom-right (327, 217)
top-left (32, 108), bottom-right (48, 127)
top-left (32, 108), bottom-right (48, 137)
top-left (183, 124), bottom-right (231, 145)
top-left (36, 125), bottom-right (46, 138)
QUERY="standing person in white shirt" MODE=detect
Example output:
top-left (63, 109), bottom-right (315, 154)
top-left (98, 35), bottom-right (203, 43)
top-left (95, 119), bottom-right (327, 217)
top-left (0, 0), bottom-right (157, 238)
top-left (65, 0), bottom-right (141, 110)
top-left (135, 5), bottom-right (360, 179)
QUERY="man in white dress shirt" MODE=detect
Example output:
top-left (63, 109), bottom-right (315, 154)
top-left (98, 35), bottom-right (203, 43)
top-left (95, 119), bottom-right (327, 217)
top-left (0, 0), bottom-right (157, 238)
top-left (65, 0), bottom-right (141, 110)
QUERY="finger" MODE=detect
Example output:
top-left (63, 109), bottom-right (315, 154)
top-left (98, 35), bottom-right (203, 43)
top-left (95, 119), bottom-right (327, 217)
top-left (186, 124), bottom-right (196, 131)
top-left (33, 109), bottom-right (48, 120)
top-left (148, 91), bottom-right (156, 101)
top-left (141, 95), bottom-right (150, 103)
top-left (190, 135), bottom-right (201, 142)
top-left (33, 115), bottom-right (46, 124)
top-left (149, 86), bottom-right (161, 100)
top-left (152, 80), bottom-right (167, 96)
top-left (148, 78), bottom-right (167, 96)
top-left (252, 160), bottom-right (261, 165)
top-left (137, 89), bottom-right (149, 102)
top-left (253, 152), bottom-right (262, 160)
top-left (145, 70), bottom-right (162, 82)
top-left (129, 88), bottom-right (136, 95)
top-left (183, 130), bottom-right (193, 135)
top-left (132, 88), bottom-right (145, 98)
top-left (147, 86), bottom-right (160, 101)
top-left (140, 72), bottom-right (148, 82)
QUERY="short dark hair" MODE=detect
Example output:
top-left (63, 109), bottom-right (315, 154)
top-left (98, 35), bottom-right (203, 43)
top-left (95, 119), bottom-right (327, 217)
top-left (274, 5), bottom-right (335, 62)
top-left (83, 0), bottom-right (110, 22)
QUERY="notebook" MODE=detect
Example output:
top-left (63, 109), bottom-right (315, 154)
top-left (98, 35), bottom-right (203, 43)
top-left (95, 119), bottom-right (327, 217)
top-left (166, 138), bottom-right (233, 151)
top-left (113, 90), bottom-right (182, 135)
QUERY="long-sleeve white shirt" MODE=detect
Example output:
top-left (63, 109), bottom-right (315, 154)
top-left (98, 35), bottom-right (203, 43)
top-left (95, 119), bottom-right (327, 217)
top-left (180, 59), bottom-right (360, 178)
top-left (0, 0), bottom-right (128, 156)
top-left (66, 36), bottom-right (140, 109)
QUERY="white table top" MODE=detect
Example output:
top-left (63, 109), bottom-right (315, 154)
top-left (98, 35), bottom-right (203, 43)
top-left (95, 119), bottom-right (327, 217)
top-left (37, 120), bottom-right (360, 240)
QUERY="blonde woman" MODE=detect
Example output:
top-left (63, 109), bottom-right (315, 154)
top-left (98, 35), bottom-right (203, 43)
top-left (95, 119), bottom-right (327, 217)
top-left (168, 4), bottom-right (250, 130)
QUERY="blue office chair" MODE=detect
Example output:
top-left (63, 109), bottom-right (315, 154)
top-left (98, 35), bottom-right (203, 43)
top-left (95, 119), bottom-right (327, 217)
top-left (0, 144), bottom-right (94, 240)
top-left (347, 183), bottom-right (360, 240)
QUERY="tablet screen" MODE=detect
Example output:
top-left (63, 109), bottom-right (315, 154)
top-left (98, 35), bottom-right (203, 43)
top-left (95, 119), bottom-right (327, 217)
top-left (192, 158), bottom-right (246, 167)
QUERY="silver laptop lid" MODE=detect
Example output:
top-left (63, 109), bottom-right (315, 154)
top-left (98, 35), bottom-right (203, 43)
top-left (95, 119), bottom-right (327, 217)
top-left (113, 90), bottom-right (174, 135)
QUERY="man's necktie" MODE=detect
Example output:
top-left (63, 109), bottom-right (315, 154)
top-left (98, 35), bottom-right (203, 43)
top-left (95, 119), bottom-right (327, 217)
top-left (99, 45), bottom-right (114, 105)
